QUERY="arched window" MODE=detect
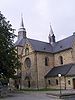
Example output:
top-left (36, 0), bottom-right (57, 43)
top-left (56, 79), bottom-right (58, 85)
top-left (45, 57), bottom-right (49, 66)
top-left (48, 80), bottom-right (51, 85)
top-left (68, 80), bottom-right (71, 85)
top-left (25, 48), bottom-right (29, 55)
top-left (59, 56), bottom-right (63, 64)
top-left (25, 58), bottom-right (31, 68)
top-left (25, 76), bottom-right (31, 88)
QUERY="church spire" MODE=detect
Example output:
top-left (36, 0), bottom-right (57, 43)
top-left (18, 15), bottom-right (26, 40)
top-left (48, 24), bottom-right (55, 45)
top-left (21, 14), bottom-right (24, 28)
top-left (49, 24), bottom-right (54, 36)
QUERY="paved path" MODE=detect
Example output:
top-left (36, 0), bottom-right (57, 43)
top-left (0, 89), bottom-right (75, 100)
top-left (0, 92), bottom-right (63, 100)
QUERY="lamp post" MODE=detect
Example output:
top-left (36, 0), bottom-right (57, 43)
top-left (58, 73), bottom-right (61, 98)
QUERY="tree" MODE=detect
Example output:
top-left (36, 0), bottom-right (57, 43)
top-left (0, 11), bottom-right (21, 80)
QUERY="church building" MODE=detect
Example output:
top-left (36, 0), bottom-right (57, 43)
top-left (15, 17), bottom-right (75, 89)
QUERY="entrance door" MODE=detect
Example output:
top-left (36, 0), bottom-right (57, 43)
top-left (25, 76), bottom-right (31, 88)
top-left (28, 80), bottom-right (30, 88)
top-left (73, 79), bottom-right (75, 89)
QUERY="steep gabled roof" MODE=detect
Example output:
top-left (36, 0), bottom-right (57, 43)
top-left (15, 38), bottom-right (53, 53)
top-left (28, 38), bottom-right (53, 53)
top-left (45, 63), bottom-right (74, 78)
top-left (15, 34), bottom-right (75, 53)
top-left (53, 35), bottom-right (75, 53)
top-left (15, 38), bottom-right (26, 47)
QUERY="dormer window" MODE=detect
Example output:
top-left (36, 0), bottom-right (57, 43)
top-left (60, 46), bottom-right (62, 48)
top-left (25, 48), bottom-right (29, 55)
top-left (59, 56), bottom-right (63, 64)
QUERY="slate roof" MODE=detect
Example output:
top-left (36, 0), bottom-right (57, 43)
top-left (53, 35), bottom-right (75, 53)
top-left (15, 38), bottom-right (26, 47)
top-left (66, 64), bottom-right (75, 76)
top-left (45, 63), bottom-right (75, 78)
top-left (28, 39), bottom-right (53, 53)
top-left (15, 38), bottom-right (53, 53)
top-left (15, 34), bottom-right (75, 53)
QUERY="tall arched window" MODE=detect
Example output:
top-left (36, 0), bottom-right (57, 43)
top-left (25, 58), bottom-right (31, 68)
top-left (25, 48), bottom-right (29, 55)
top-left (59, 56), bottom-right (63, 64)
top-left (45, 57), bottom-right (49, 66)
top-left (56, 79), bottom-right (58, 85)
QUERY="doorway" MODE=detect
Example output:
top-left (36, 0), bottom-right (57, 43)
top-left (25, 76), bottom-right (31, 88)
top-left (28, 80), bottom-right (30, 88)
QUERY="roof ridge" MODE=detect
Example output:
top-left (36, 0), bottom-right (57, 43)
top-left (28, 38), bottom-right (49, 44)
top-left (56, 35), bottom-right (73, 43)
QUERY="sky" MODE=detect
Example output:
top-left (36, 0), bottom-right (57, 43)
top-left (0, 0), bottom-right (75, 42)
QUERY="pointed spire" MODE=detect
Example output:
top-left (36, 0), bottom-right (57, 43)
top-left (49, 24), bottom-right (54, 36)
top-left (21, 13), bottom-right (24, 28)
top-left (18, 14), bottom-right (26, 40)
top-left (48, 23), bottom-right (55, 44)
top-left (19, 13), bottom-right (26, 32)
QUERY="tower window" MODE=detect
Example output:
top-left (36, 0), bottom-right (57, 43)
top-left (45, 57), bottom-right (49, 66)
top-left (59, 56), bottom-right (63, 64)
top-left (25, 48), bottom-right (29, 55)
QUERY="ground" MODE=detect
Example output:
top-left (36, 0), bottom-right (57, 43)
top-left (0, 92), bottom-right (61, 100)
top-left (1, 90), bottom-right (75, 100)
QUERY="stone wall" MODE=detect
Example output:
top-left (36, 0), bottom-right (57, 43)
top-left (72, 41), bottom-right (75, 63)
top-left (46, 76), bottom-right (65, 89)
top-left (46, 76), bottom-right (75, 89)
top-left (54, 49), bottom-right (73, 66)
top-left (36, 52), bottom-right (54, 88)
top-left (21, 43), bottom-right (38, 89)
top-left (17, 41), bottom-right (75, 89)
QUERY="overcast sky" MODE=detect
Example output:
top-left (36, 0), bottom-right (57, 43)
top-left (0, 0), bottom-right (75, 42)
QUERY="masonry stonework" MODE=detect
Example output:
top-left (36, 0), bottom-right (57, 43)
top-left (15, 19), bottom-right (75, 89)
top-left (54, 49), bottom-right (73, 66)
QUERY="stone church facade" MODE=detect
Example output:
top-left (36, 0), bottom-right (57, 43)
top-left (15, 17), bottom-right (75, 89)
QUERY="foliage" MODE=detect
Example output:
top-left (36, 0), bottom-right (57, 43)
top-left (0, 11), bottom-right (21, 79)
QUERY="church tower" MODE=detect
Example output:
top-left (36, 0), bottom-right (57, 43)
top-left (48, 25), bottom-right (55, 45)
top-left (18, 15), bottom-right (26, 40)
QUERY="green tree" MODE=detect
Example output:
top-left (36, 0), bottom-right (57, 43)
top-left (0, 11), bottom-right (21, 80)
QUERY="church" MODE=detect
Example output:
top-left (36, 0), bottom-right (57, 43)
top-left (15, 17), bottom-right (75, 89)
